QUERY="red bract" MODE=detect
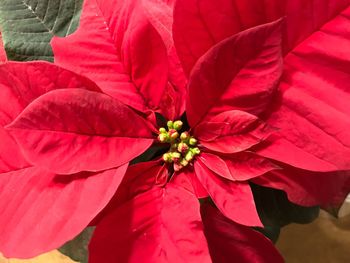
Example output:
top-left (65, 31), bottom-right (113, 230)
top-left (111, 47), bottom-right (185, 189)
top-left (1, 0), bottom-right (350, 262)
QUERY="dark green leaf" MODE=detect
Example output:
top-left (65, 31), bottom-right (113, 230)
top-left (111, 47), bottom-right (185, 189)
top-left (0, 0), bottom-right (83, 61)
top-left (254, 225), bottom-right (281, 244)
top-left (251, 183), bottom-right (320, 227)
top-left (59, 227), bottom-right (94, 263)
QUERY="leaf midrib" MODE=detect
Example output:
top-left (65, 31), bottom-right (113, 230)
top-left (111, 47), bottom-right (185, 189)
top-left (21, 0), bottom-right (53, 35)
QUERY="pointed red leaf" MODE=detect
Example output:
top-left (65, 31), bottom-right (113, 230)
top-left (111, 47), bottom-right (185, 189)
top-left (199, 152), bottom-right (278, 181)
top-left (195, 110), bottom-right (274, 153)
top-left (186, 19), bottom-right (283, 127)
top-left (0, 62), bottom-right (100, 174)
top-left (195, 159), bottom-right (262, 227)
top-left (89, 186), bottom-right (211, 263)
top-left (89, 160), bottom-right (167, 226)
top-left (52, 0), bottom-right (169, 113)
top-left (7, 89), bottom-right (153, 174)
top-left (0, 164), bottom-right (128, 258)
top-left (173, 0), bottom-right (350, 74)
top-left (254, 167), bottom-right (350, 209)
top-left (201, 203), bottom-right (284, 263)
top-left (142, 0), bottom-right (187, 118)
top-left (171, 167), bottom-right (209, 199)
top-left (262, 4), bottom-right (350, 171)
top-left (173, 0), bottom-right (284, 75)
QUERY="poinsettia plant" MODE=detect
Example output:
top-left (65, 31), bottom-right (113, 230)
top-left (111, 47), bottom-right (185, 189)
top-left (0, 0), bottom-right (350, 262)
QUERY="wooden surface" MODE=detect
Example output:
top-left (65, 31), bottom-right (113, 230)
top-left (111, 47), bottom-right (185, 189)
top-left (0, 251), bottom-right (76, 263)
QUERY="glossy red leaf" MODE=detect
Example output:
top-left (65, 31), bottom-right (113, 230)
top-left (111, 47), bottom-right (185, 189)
top-left (89, 160), bottom-right (167, 226)
top-left (142, 0), bottom-right (187, 118)
top-left (186, 19), bottom-right (283, 127)
top-left (254, 167), bottom-right (350, 209)
top-left (195, 159), bottom-right (262, 227)
top-left (173, 0), bottom-right (350, 74)
top-left (261, 5), bottom-right (350, 171)
top-left (201, 203), bottom-right (284, 263)
top-left (198, 152), bottom-right (278, 181)
top-left (52, 0), bottom-right (169, 113)
top-left (171, 167), bottom-right (209, 199)
top-left (0, 62), bottom-right (100, 174)
top-left (195, 110), bottom-right (274, 154)
top-left (89, 186), bottom-right (211, 263)
top-left (173, 0), bottom-right (283, 75)
top-left (7, 89), bottom-right (153, 174)
top-left (0, 164), bottom-right (128, 258)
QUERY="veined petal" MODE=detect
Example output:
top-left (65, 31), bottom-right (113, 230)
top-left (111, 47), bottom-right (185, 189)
top-left (195, 110), bottom-right (274, 154)
top-left (0, 62), bottom-right (100, 174)
top-left (171, 167), bottom-right (209, 199)
top-left (253, 167), bottom-right (350, 210)
top-left (186, 19), bottom-right (283, 127)
top-left (262, 5), bottom-right (350, 171)
top-left (52, 0), bottom-right (169, 113)
top-left (195, 159), bottom-right (262, 227)
top-left (201, 203), bottom-right (284, 263)
top-left (89, 186), bottom-right (211, 263)
top-left (173, 0), bottom-right (283, 75)
top-left (198, 152), bottom-right (278, 181)
top-left (142, 0), bottom-right (187, 118)
top-left (0, 164), bottom-right (128, 258)
top-left (7, 89), bottom-right (153, 174)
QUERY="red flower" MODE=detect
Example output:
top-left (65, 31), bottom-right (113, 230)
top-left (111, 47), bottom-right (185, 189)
top-left (0, 0), bottom-right (349, 262)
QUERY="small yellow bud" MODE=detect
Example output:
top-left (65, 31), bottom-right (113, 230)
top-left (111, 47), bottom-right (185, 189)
top-left (185, 151), bottom-right (194, 162)
top-left (192, 147), bottom-right (201, 155)
top-left (163, 153), bottom-right (172, 162)
top-left (180, 158), bottom-right (189, 167)
top-left (167, 120), bottom-right (174, 129)
top-left (180, 132), bottom-right (189, 141)
top-left (177, 142), bottom-right (189, 153)
top-left (173, 120), bottom-right (183, 130)
top-left (158, 133), bottom-right (168, 142)
top-left (171, 152), bottom-right (181, 162)
top-left (159, 127), bottom-right (167, 133)
top-left (169, 130), bottom-right (179, 140)
top-left (189, 137), bottom-right (198, 146)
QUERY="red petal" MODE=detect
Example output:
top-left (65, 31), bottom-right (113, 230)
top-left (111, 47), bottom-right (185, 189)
top-left (142, 0), bottom-right (187, 118)
top-left (195, 159), bottom-right (262, 227)
top-left (199, 152), bottom-right (278, 181)
top-left (282, 1), bottom-right (350, 53)
top-left (7, 89), bottom-right (153, 174)
top-left (201, 203), bottom-right (284, 263)
top-left (89, 186), bottom-right (211, 263)
top-left (173, 0), bottom-right (349, 73)
top-left (0, 62), bottom-right (100, 174)
top-left (0, 164), bottom-right (128, 258)
top-left (173, 0), bottom-right (283, 75)
top-left (263, 5), bottom-right (350, 171)
top-left (90, 160), bottom-right (167, 226)
top-left (186, 19), bottom-right (283, 127)
top-left (52, 0), bottom-right (169, 112)
top-left (195, 110), bottom-right (274, 153)
top-left (256, 135), bottom-right (339, 172)
top-left (254, 167), bottom-right (350, 209)
top-left (171, 167), bottom-right (209, 199)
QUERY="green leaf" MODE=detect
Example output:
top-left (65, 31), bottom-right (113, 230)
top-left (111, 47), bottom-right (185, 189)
top-left (59, 227), bottom-right (94, 263)
top-left (251, 183), bottom-right (320, 227)
top-left (0, 0), bottom-right (83, 61)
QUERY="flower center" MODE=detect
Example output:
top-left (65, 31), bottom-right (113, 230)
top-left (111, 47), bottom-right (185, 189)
top-left (158, 120), bottom-right (200, 171)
